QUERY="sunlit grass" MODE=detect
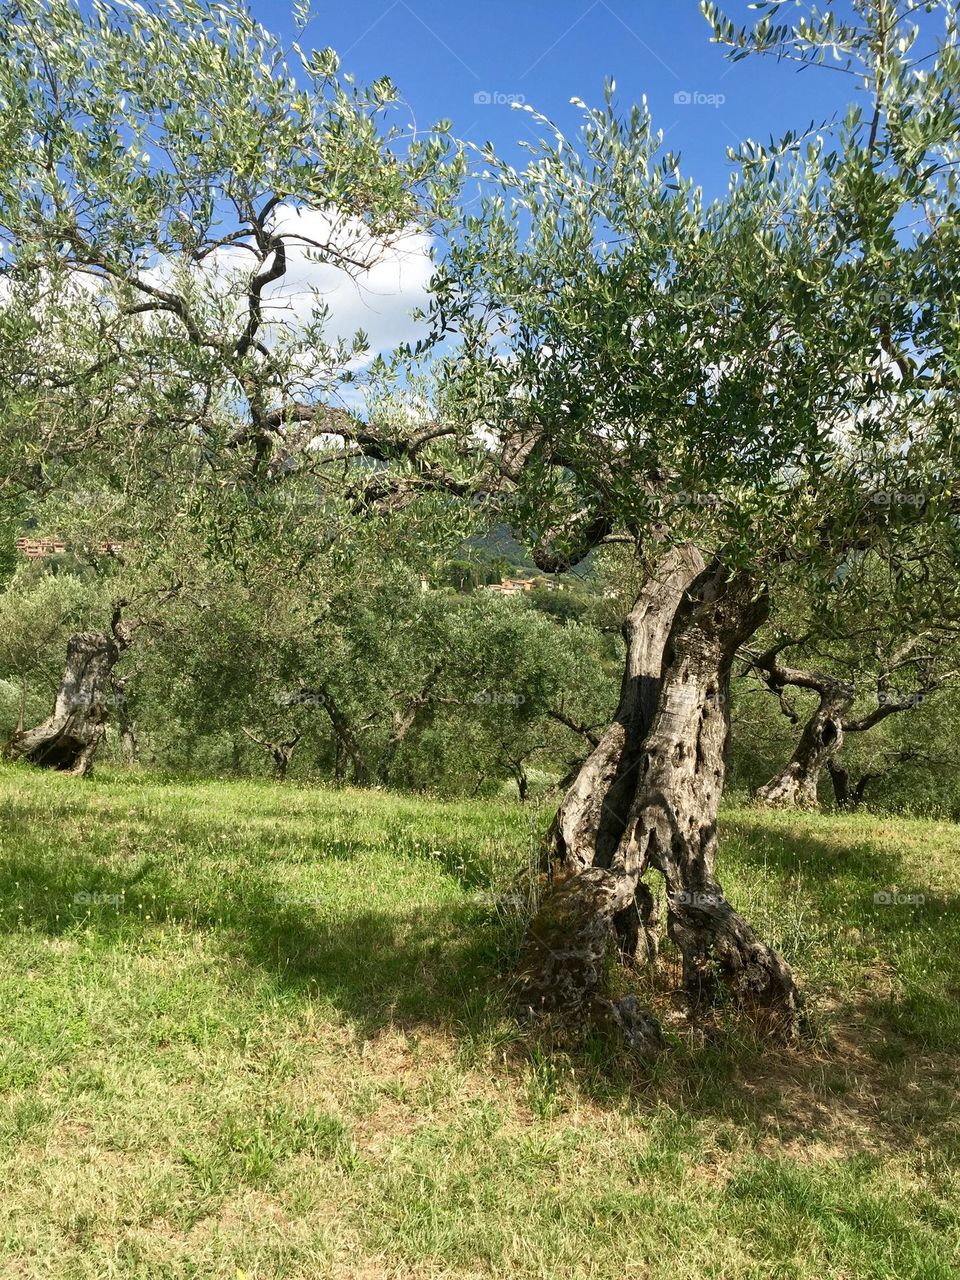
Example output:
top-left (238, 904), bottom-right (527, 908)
top-left (0, 763), bottom-right (958, 1278)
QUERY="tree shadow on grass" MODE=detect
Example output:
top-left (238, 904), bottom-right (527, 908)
top-left (3, 783), bottom-right (960, 1165)
top-left (718, 814), bottom-right (960, 1054)
top-left (540, 970), bottom-right (960, 1169)
top-left (493, 813), bottom-right (960, 1154)
top-left (0, 786), bottom-right (506, 889)
top-left (720, 813), bottom-right (907, 886)
top-left (0, 841), bottom-right (514, 1038)
top-left (235, 890), bottom-right (513, 1030)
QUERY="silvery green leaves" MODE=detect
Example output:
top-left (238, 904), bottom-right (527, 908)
top-left (0, 0), bottom-right (465, 499)
top-left (433, 6), bottom-right (960, 590)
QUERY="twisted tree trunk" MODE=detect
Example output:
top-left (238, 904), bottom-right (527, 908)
top-left (827, 760), bottom-right (877, 809)
top-left (749, 634), bottom-right (951, 811)
top-left (539, 546), bottom-right (704, 968)
top-left (304, 685), bottom-right (370, 786)
top-left (543, 545), bottom-right (706, 878)
top-left (755, 678), bottom-right (855, 809)
top-left (242, 726), bottom-right (301, 780)
top-left (625, 565), bottom-right (801, 1021)
top-left (519, 556), bottom-right (802, 1035)
top-left (112, 672), bottom-right (139, 764)
top-left (8, 622), bottom-right (127, 776)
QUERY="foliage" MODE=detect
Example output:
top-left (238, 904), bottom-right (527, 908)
top-left (0, 0), bottom-right (466, 516)
top-left (0, 564), bottom-right (108, 738)
top-left (434, 0), bottom-right (960, 621)
top-left (132, 548), bottom-right (615, 793)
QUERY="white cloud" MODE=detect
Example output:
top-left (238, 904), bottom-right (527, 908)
top-left (1, 206), bottom-right (435, 374)
top-left (205, 205), bottom-right (436, 365)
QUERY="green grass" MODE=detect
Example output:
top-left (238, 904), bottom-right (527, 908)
top-left (0, 764), bottom-right (959, 1278)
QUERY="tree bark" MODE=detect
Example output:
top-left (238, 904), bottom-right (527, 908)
top-left (334, 740), bottom-right (347, 786)
top-left (112, 672), bottom-right (139, 764)
top-left (827, 760), bottom-right (877, 809)
top-left (242, 726), bottom-right (300, 781)
top-left (379, 667), bottom-right (443, 786)
top-left (514, 762), bottom-right (530, 802)
top-left (755, 680), bottom-right (854, 809)
top-left (304, 685), bottom-right (370, 786)
top-left (7, 622), bottom-right (127, 776)
top-left (519, 555), bottom-right (802, 1035)
top-left (624, 564), bottom-right (801, 1023)
top-left (543, 545), bottom-right (706, 878)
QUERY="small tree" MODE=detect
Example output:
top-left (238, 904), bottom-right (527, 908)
top-left (747, 628), bottom-right (960, 809)
top-left (0, 567), bottom-right (107, 742)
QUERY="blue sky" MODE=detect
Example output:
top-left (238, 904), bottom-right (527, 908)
top-left (250, 0), bottom-right (866, 199)
top-left (237, 2), bottom-right (943, 366)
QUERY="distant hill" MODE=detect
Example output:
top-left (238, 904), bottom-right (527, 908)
top-left (465, 526), bottom-right (536, 573)
top-left (464, 524), bottom-right (598, 582)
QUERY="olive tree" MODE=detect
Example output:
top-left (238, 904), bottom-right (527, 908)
top-left (432, 0), bottom-right (960, 1032)
top-left (0, 0), bottom-right (469, 768)
top-left (0, 565), bottom-right (107, 746)
top-left (748, 628), bottom-right (960, 809)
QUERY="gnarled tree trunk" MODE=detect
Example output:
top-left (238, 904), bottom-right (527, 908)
top-left (748, 633), bottom-right (948, 811)
top-left (112, 671), bottom-right (139, 764)
top-left (827, 759), bottom-right (876, 810)
top-left (624, 564), bottom-right (801, 1021)
top-left (519, 558), bottom-right (802, 1036)
top-left (538, 545), bottom-right (704, 971)
top-left (302, 685), bottom-right (370, 786)
top-left (543, 545), bottom-right (706, 878)
top-left (8, 627), bottom-right (124, 776)
top-left (242, 726), bottom-right (301, 781)
top-left (755, 678), bottom-right (855, 809)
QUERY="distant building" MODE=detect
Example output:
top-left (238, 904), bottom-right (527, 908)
top-left (15, 538), bottom-right (67, 559)
top-left (485, 577), bottom-right (537, 597)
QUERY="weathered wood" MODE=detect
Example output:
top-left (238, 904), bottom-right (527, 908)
top-left (8, 631), bottom-right (121, 775)
top-left (521, 558), bottom-right (802, 1038)
top-left (7, 601), bottom-right (135, 777)
top-left (745, 647), bottom-right (858, 809)
top-left (755, 677), bottom-right (855, 809)
top-left (624, 563), bottom-right (802, 1026)
top-left (543, 545), bottom-right (706, 878)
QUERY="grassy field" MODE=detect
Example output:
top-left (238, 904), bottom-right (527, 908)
top-left (0, 764), bottom-right (959, 1279)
